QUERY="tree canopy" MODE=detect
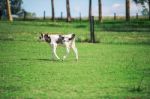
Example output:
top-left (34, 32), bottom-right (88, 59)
top-left (133, 0), bottom-right (149, 16)
top-left (0, 0), bottom-right (23, 14)
top-left (133, 0), bottom-right (148, 5)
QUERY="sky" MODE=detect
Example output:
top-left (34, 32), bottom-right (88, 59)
top-left (22, 0), bottom-right (141, 18)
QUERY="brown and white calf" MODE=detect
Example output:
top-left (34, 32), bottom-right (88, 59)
top-left (39, 33), bottom-right (78, 61)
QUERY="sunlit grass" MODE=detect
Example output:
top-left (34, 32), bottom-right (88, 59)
top-left (0, 20), bottom-right (150, 99)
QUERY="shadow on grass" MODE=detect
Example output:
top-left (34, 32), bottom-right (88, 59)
top-left (102, 42), bottom-right (150, 45)
top-left (74, 25), bottom-right (87, 28)
top-left (0, 85), bottom-right (22, 93)
top-left (95, 21), bottom-right (150, 32)
top-left (12, 21), bottom-right (63, 28)
top-left (0, 38), bottom-right (14, 41)
top-left (48, 24), bottom-right (62, 27)
top-left (20, 58), bottom-right (76, 63)
top-left (21, 58), bottom-right (51, 61)
top-left (119, 85), bottom-right (144, 93)
top-left (20, 58), bottom-right (60, 62)
top-left (98, 28), bottom-right (150, 32)
top-left (128, 86), bottom-right (144, 93)
top-left (0, 38), bottom-right (39, 42)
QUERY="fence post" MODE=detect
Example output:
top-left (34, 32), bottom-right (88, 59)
top-left (90, 16), bottom-right (95, 43)
top-left (79, 12), bottom-right (81, 22)
top-left (43, 11), bottom-right (46, 20)
top-left (61, 12), bottom-right (63, 20)
top-left (114, 13), bottom-right (116, 20)
top-left (136, 13), bottom-right (138, 20)
top-left (24, 11), bottom-right (26, 20)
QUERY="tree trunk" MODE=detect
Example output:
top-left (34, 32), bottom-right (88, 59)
top-left (6, 0), bottom-right (13, 22)
top-left (66, 0), bottom-right (71, 22)
top-left (126, 0), bottom-right (130, 21)
top-left (98, 0), bottom-right (102, 22)
top-left (51, 0), bottom-right (55, 21)
top-left (148, 0), bottom-right (150, 20)
top-left (89, 0), bottom-right (92, 21)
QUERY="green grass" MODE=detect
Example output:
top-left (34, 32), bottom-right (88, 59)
top-left (0, 20), bottom-right (150, 99)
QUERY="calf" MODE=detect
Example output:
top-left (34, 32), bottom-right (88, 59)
top-left (39, 33), bottom-right (78, 61)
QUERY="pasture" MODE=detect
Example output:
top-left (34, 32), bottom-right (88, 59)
top-left (0, 20), bottom-right (150, 99)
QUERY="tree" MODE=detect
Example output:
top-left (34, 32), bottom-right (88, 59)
top-left (51, 0), bottom-right (55, 21)
top-left (11, 0), bottom-right (23, 14)
top-left (66, 0), bottom-right (71, 22)
top-left (0, 5), bottom-right (2, 20)
top-left (133, 0), bottom-right (150, 20)
top-left (0, 0), bottom-right (23, 14)
top-left (89, 0), bottom-right (92, 20)
top-left (126, 0), bottom-right (130, 21)
top-left (133, 0), bottom-right (147, 4)
top-left (6, 0), bottom-right (13, 21)
top-left (141, 7), bottom-right (149, 16)
top-left (148, 0), bottom-right (150, 20)
top-left (98, 0), bottom-right (102, 22)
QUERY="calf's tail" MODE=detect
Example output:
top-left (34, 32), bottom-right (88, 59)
top-left (69, 34), bottom-right (76, 48)
top-left (69, 34), bottom-right (75, 41)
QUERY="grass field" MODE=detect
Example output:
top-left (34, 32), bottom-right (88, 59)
top-left (0, 20), bottom-right (150, 99)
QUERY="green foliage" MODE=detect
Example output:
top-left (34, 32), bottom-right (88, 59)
top-left (0, 0), bottom-right (23, 14)
top-left (133, 0), bottom-right (149, 16)
top-left (133, 0), bottom-right (148, 5)
top-left (141, 8), bottom-right (149, 16)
